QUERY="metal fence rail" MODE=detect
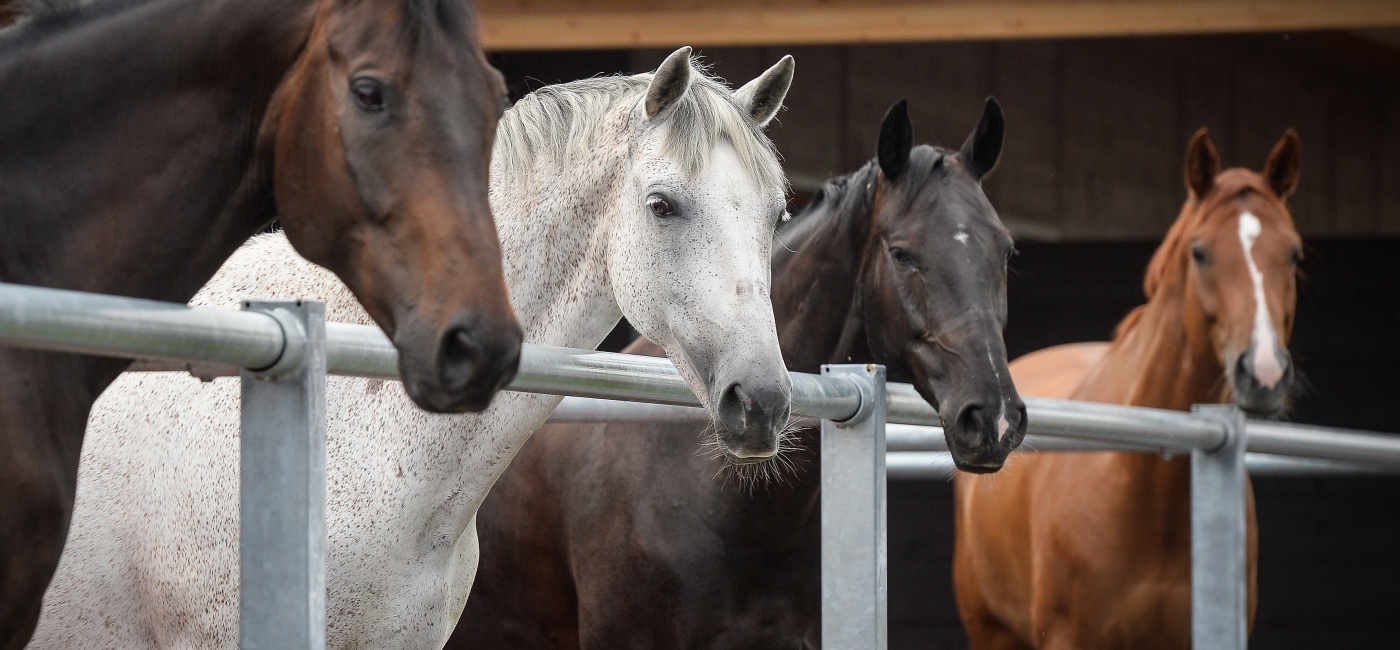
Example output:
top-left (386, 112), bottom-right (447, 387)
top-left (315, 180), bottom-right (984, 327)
top-left (2, 282), bottom-right (1398, 650)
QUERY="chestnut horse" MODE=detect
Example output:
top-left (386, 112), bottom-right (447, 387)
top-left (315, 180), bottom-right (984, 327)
top-left (953, 128), bottom-right (1303, 648)
top-left (0, 0), bottom-right (518, 645)
top-left (449, 98), bottom-right (1027, 649)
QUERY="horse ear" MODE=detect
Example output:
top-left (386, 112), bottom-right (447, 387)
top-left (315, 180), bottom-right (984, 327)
top-left (645, 46), bottom-right (694, 121)
top-left (1264, 128), bottom-right (1301, 199)
top-left (878, 99), bottom-right (913, 181)
top-left (959, 96), bottom-right (1004, 180)
top-left (733, 55), bottom-right (794, 129)
top-left (1185, 127), bottom-right (1220, 199)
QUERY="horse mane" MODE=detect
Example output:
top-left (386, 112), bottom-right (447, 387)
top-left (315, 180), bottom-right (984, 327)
top-left (4, 0), bottom-right (470, 45)
top-left (1, 0), bottom-right (121, 37)
top-left (13, 0), bottom-right (89, 19)
top-left (776, 145), bottom-right (954, 257)
top-left (774, 160), bottom-right (878, 255)
top-left (493, 63), bottom-right (786, 192)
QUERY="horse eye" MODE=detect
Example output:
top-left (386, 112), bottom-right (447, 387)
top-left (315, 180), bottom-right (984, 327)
top-left (1290, 248), bottom-right (1303, 265)
top-left (647, 195), bottom-right (675, 217)
top-left (351, 78), bottom-right (385, 112)
top-left (1006, 246), bottom-right (1019, 263)
top-left (890, 247), bottom-right (916, 267)
top-left (1190, 245), bottom-right (1209, 265)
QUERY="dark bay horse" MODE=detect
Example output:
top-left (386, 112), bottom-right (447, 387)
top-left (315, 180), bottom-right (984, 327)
top-left (448, 98), bottom-right (1026, 648)
top-left (953, 128), bottom-right (1303, 648)
top-left (0, 0), bottom-right (520, 644)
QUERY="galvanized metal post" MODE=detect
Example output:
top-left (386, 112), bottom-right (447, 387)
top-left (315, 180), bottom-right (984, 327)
top-left (1190, 404), bottom-right (1248, 650)
top-left (821, 364), bottom-right (888, 650)
top-left (240, 301), bottom-right (327, 650)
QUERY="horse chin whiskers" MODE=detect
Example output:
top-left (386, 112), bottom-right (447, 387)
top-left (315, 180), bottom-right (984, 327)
top-left (695, 419), bottom-right (808, 493)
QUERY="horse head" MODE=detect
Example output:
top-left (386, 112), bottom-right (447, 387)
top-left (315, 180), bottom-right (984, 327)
top-left (607, 47), bottom-right (794, 459)
top-left (1149, 127), bottom-right (1302, 416)
top-left (861, 98), bottom-right (1026, 473)
top-left (268, 0), bottom-right (521, 414)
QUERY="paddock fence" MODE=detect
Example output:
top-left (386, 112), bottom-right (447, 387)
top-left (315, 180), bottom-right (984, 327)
top-left (1, 282), bottom-right (1398, 650)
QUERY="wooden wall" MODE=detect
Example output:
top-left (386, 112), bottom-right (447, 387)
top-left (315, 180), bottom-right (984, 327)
top-left (475, 0), bottom-right (1400, 51)
top-left (628, 33), bottom-right (1400, 240)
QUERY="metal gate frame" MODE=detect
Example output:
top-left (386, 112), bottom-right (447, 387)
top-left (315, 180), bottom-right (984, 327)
top-left (3, 283), bottom-right (1400, 649)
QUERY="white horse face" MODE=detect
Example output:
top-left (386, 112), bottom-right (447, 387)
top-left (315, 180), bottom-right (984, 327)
top-left (608, 49), bottom-right (794, 459)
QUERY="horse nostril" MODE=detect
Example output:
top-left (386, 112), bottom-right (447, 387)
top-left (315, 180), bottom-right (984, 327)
top-left (712, 381), bottom-right (789, 458)
top-left (434, 316), bottom-right (522, 412)
top-left (1003, 401), bottom-right (1028, 445)
top-left (1234, 353), bottom-right (1254, 387)
top-left (439, 327), bottom-right (482, 387)
top-left (715, 382), bottom-right (747, 436)
top-left (955, 403), bottom-right (987, 441)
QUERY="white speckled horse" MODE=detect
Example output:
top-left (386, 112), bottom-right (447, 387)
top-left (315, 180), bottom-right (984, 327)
top-left (32, 47), bottom-right (796, 649)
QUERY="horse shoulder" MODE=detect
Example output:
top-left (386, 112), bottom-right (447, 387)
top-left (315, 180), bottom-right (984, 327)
top-left (1008, 342), bottom-right (1108, 399)
top-left (34, 371), bottom-right (242, 648)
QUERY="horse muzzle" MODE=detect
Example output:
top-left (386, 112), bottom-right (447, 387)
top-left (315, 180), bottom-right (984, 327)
top-left (712, 378), bottom-right (792, 459)
top-left (944, 396), bottom-right (1028, 474)
top-left (1232, 344), bottom-right (1293, 416)
top-left (401, 309), bottom-right (522, 413)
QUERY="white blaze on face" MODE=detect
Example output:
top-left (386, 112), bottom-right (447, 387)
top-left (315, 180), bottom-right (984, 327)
top-left (954, 225), bottom-right (970, 245)
top-left (1238, 212), bottom-right (1285, 389)
top-left (986, 349), bottom-right (1012, 441)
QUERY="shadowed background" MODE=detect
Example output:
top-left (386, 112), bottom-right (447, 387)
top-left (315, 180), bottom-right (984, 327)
top-left (490, 31), bottom-right (1400, 647)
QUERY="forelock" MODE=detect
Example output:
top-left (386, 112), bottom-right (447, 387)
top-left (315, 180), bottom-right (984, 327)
top-left (493, 62), bottom-right (786, 193)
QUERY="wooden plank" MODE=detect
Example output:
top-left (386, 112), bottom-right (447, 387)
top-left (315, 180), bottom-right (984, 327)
top-left (1383, 88), bottom-right (1400, 237)
top-left (1232, 59), bottom-right (1335, 237)
top-left (1056, 39), bottom-right (1182, 239)
top-left (845, 43), bottom-right (995, 171)
top-left (989, 40), bottom-right (1063, 239)
top-left (1331, 86), bottom-right (1384, 237)
top-left (478, 0), bottom-right (1400, 51)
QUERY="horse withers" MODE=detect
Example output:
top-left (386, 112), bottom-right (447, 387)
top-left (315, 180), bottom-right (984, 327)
top-left (33, 48), bottom-right (797, 648)
top-left (0, 0), bottom-right (519, 644)
top-left (953, 128), bottom-right (1303, 648)
top-left (450, 98), bottom-right (1025, 648)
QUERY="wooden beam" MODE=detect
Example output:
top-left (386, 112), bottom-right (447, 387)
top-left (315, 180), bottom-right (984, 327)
top-left (478, 0), bottom-right (1400, 51)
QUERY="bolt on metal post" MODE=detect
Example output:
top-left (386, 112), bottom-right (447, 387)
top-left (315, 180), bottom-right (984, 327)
top-left (240, 301), bottom-right (328, 650)
top-left (1190, 404), bottom-right (1249, 650)
top-left (821, 364), bottom-right (888, 650)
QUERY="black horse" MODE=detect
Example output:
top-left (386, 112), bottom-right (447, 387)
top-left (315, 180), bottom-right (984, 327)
top-left (450, 98), bottom-right (1026, 648)
top-left (0, 0), bottom-right (521, 644)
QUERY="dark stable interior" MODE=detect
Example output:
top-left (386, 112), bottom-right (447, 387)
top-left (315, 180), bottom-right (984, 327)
top-left (491, 44), bottom-right (1400, 648)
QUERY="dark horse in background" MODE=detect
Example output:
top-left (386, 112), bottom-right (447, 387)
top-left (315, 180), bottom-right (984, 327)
top-left (450, 99), bottom-right (1026, 648)
top-left (0, 0), bottom-right (523, 644)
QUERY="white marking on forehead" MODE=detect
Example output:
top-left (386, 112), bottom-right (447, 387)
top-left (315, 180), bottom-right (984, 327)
top-left (1238, 212), bottom-right (1285, 390)
top-left (954, 224), bottom-right (970, 245)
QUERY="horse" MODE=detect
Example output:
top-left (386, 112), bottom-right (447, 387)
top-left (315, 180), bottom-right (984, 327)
top-left (952, 128), bottom-right (1303, 649)
top-left (449, 98), bottom-right (1027, 649)
top-left (0, 0), bottom-right (519, 644)
top-left (31, 47), bottom-right (798, 649)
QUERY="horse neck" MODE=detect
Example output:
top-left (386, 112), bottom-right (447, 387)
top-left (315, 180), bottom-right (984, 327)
top-left (1074, 257), bottom-right (1225, 496)
top-left (1079, 271), bottom-right (1224, 413)
top-left (487, 105), bottom-right (632, 352)
top-left (772, 173), bottom-right (878, 374)
top-left (0, 0), bottom-right (316, 303)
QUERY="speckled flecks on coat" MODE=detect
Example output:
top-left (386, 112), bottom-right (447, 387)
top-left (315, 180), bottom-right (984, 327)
top-left (31, 52), bottom-right (795, 649)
